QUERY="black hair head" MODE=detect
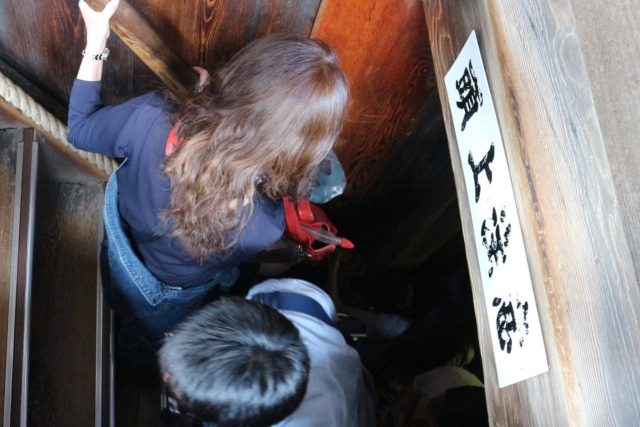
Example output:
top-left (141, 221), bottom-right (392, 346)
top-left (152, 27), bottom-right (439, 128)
top-left (158, 297), bottom-right (310, 427)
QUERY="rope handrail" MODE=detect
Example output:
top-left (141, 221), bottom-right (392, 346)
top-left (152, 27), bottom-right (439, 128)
top-left (0, 71), bottom-right (117, 177)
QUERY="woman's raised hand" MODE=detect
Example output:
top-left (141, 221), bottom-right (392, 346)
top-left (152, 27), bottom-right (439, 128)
top-left (78, 0), bottom-right (120, 51)
top-left (76, 0), bottom-right (119, 81)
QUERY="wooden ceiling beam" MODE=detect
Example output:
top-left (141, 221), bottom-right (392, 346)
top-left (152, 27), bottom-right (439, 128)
top-left (84, 0), bottom-right (198, 92)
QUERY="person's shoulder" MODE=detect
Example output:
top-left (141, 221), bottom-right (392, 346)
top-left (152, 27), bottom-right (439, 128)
top-left (245, 194), bottom-right (286, 245)
top-left (253, 194), bottom-right (285, 229)
top-left (137, 91), bottom-right (171, 112)
top-left (127, 91), bottom-right (173, 127)
top-left (254, 192), bottom-right (284, 213)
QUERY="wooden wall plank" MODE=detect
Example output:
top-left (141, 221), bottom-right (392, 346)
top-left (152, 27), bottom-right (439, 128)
top-left (85, 0), bottom-right (197, 93)
top-left (37, 142), bottom-right (105, 184)
top-left (126, 0), bottom-right (321, 96)
top-left (311, 0), bottom-right (436, 200)
top-left (28, 180), bottom-right (102, 426)
top-left (423, 0), bottom-right (640, 425)
top-left (0, 0), bottom-right (137, 107)
top-left (131, 0), bottom-right (321, 69)
top-left (570, 0), bottom-right (640, 283)
top-left (0, 131), bottom-right (20, 423)
top-left (339, 94), bottom-right (460, 270)
top-left (0, 0), bottom-right (323, 111)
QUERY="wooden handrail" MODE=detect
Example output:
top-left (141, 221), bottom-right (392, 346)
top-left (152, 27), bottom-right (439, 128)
top-left (84, 0), bottom-right (198, 93)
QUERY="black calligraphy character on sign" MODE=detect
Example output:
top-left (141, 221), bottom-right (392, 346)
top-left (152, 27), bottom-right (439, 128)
top-left (516, 300), bottom-right (530, 347)
top-left (492, 297), bottom-right (530, 354)
top-left (468, 143), bottom-right (495, 203)
top-left (481, 207), bottom-right (512, 278)
top-left (456, 60), bottom-right (483, 131)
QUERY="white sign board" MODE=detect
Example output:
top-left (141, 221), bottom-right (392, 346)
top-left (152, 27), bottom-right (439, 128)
top-left (444, 31), bottom-right (548, 387)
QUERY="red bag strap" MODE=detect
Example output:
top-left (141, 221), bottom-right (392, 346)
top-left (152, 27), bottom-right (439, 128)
top-left (165, 124), bottom-right (183, 156)
top-left (295, 199), bottom-right (315, 223)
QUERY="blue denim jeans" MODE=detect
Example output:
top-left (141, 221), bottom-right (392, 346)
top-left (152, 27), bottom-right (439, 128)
top-left (101, 172), bottom-right (232, 345)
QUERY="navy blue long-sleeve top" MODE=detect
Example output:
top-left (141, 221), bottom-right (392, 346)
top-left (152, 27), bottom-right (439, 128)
top-left (68, 79), bottom-right (285, 287)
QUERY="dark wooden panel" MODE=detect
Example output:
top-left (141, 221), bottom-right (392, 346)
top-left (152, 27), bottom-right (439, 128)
top-left (0, 58), bottom-right (68, 123)
top-left (131, 0), bottom-right (321, 68)
top-left (38, 141), bottom-right (106, 184)
top-left (339, 95), bottom-right (460, 270)
top-left (312, 0), bottom-right (436, 200)
top-left (28, 181), bottom-right (103, 426)
top-left (0, 130), bottom-right (20, 422)
top-left (115, 365), bottom-right (162, 427)
top-left (0, 0), bottom-right (321, 116)
top-left (0, 0), bottom-right (137, 107)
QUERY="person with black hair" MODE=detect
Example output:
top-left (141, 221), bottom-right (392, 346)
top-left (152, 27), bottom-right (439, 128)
top-left (159, 278), bottom-right (375, 427)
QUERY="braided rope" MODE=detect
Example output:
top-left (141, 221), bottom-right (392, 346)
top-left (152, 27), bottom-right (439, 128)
top-left (0, 71), bottom-right (117, 176)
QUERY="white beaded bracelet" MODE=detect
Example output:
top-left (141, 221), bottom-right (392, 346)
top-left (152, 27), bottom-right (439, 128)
top-left (82, 48), bottom-right (110, 61)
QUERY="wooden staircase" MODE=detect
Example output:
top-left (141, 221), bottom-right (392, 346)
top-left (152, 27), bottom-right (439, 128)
top-left (0, 128), bottom-right (111, 426)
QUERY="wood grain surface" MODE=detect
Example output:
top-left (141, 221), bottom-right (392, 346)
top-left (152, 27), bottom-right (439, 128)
top-left (123, 0), bottom-right (321, 96)
top-left (85, 0), bottom-right (198, 93)
top-left (339, 94), bottom-right (460, 270)
top-left (132, 0), bottom-right (321, 69)
top-left (0, 0), bottom-right (139, 106)
top-left (0, 131), bottom-right (20, 422)
top-left (570, 0), bottom-right (640, 284)
top-left (312, 0), bottom-right (437, 200)
top-left (0, 0), bottom-right (442, 203)
top-left (28, 180), bottom-right (102, 426)
top-left (423, 0), bottom-right (640, 425)
top-left (0, 0), bottom-right (323, 108)
top-left (37, 142), bottom-right (105, 184)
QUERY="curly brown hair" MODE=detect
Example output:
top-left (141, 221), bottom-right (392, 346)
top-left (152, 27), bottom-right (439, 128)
top-left (162, 34), bottom-right (348, 261)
